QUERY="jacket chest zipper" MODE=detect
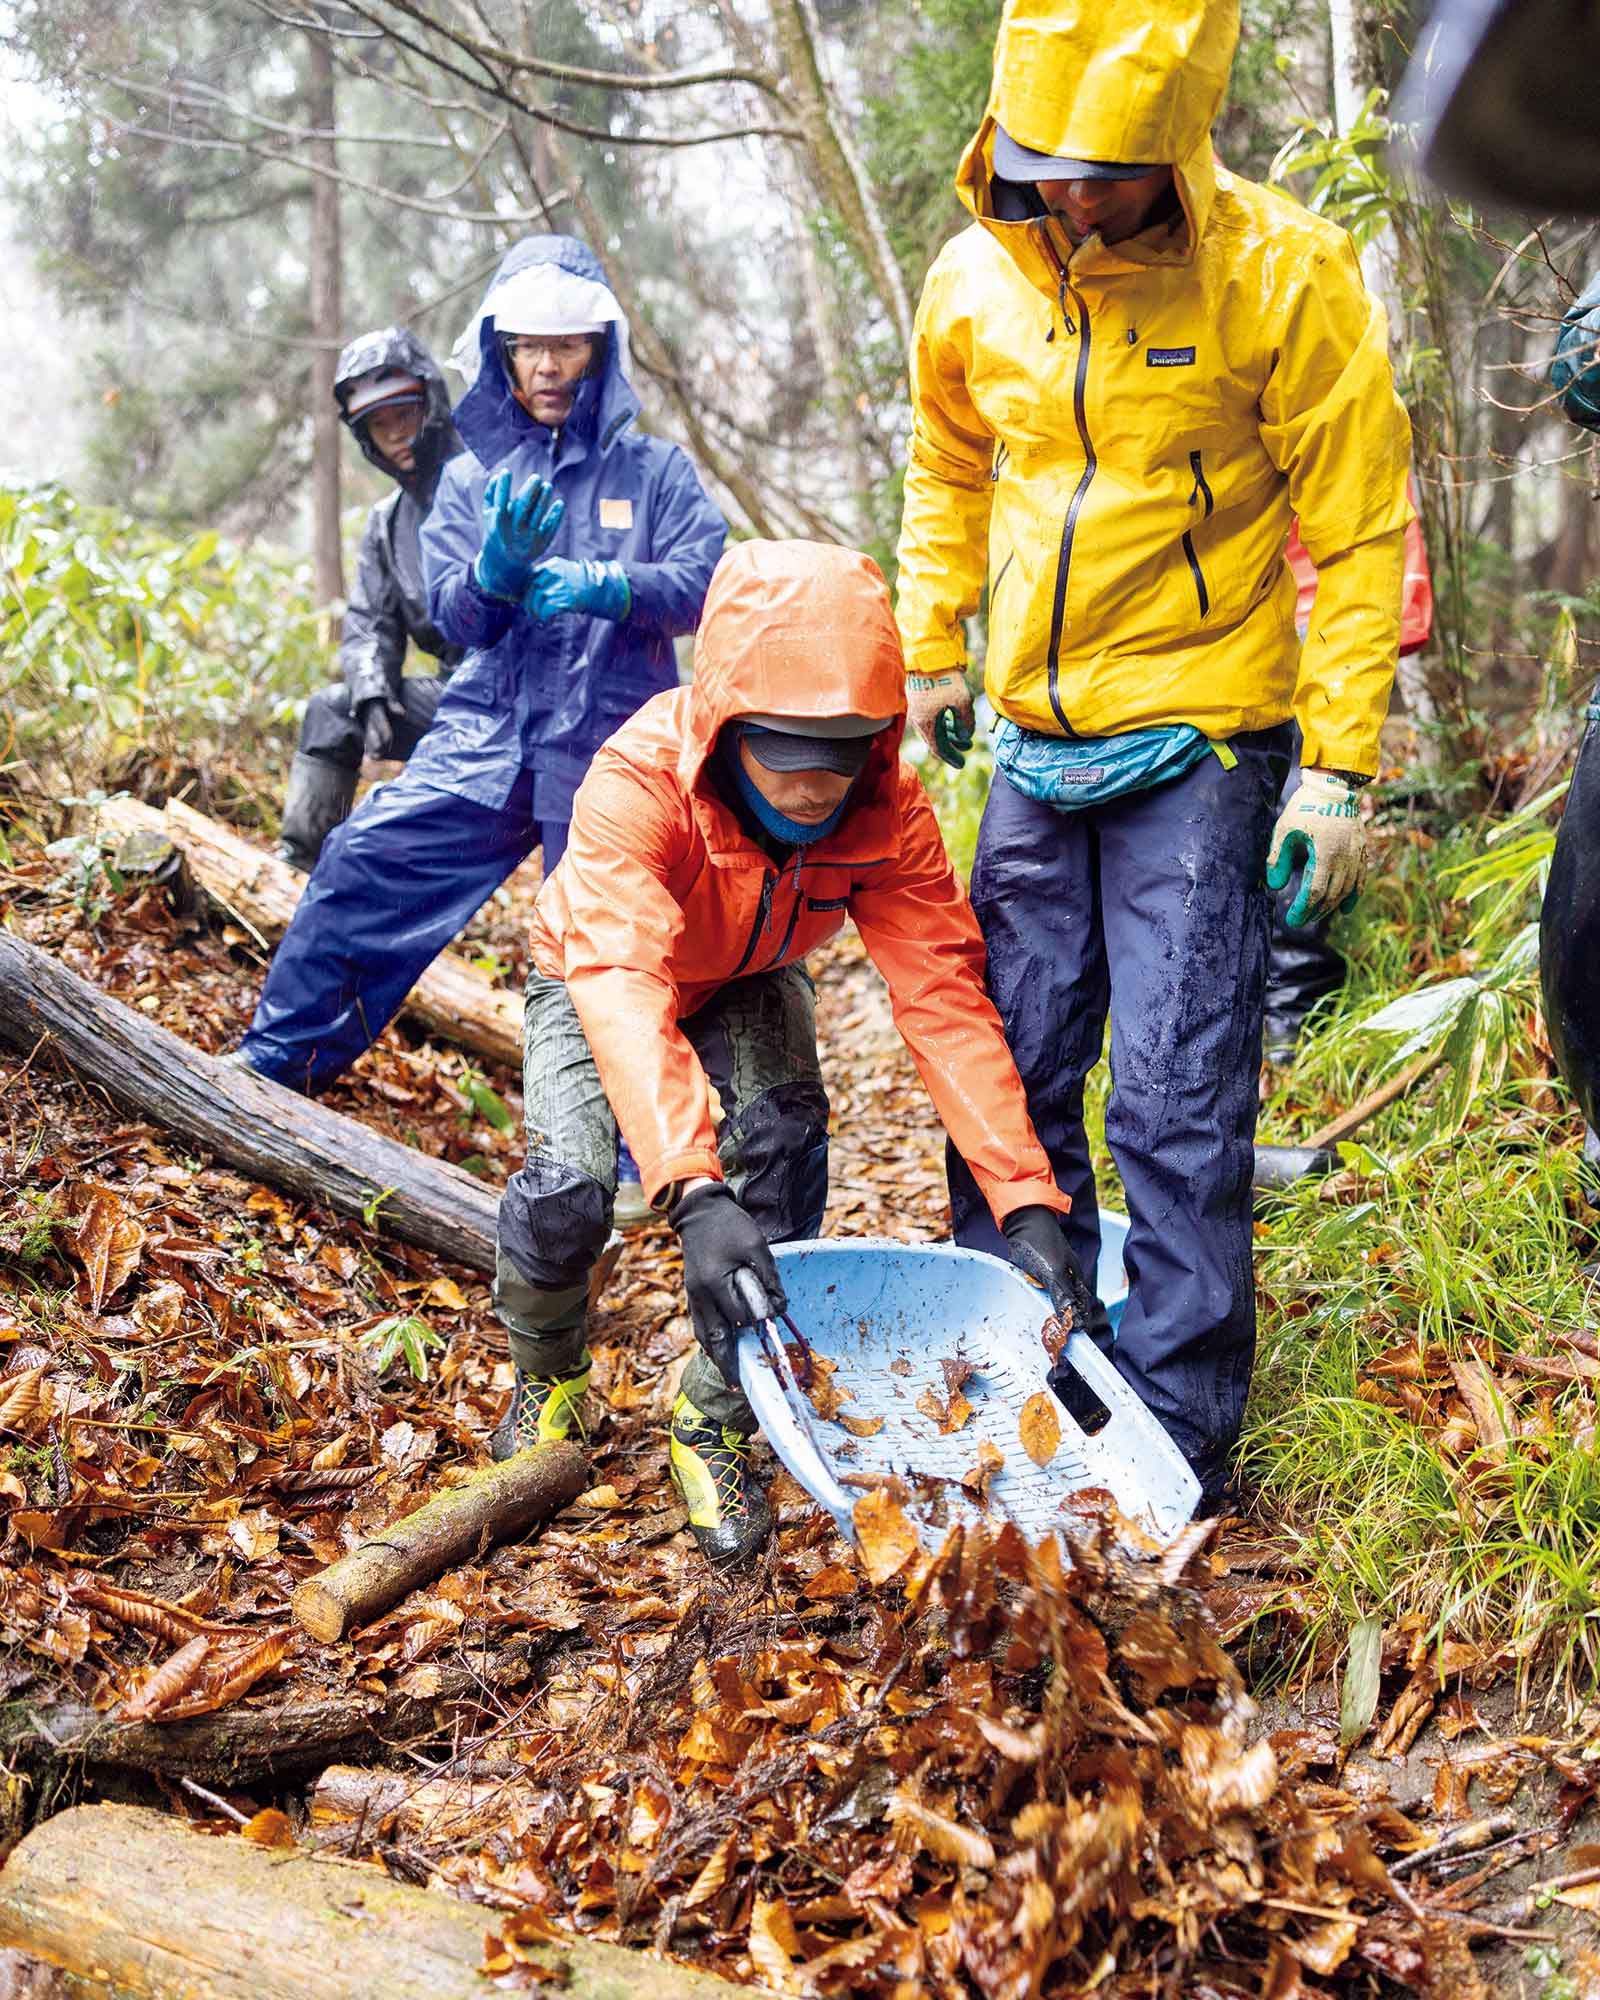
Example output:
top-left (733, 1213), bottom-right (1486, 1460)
top-left (729, 872), bottom-right (775, 978)
top-left (1044, 262), bottom-right (1095, 736)
top-left (1184, 452), bottom-right (1216, 616)
top-left (760, 854), bottom-right (808, 971)
top-left (1182, 448), bottom-right (1214, 619)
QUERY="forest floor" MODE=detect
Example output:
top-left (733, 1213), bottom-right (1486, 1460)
top-left (2, 776), bottom-right (1599, 1998)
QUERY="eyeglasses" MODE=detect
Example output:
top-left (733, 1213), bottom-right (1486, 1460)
top-left (501, 334), bottom-right (595, 364)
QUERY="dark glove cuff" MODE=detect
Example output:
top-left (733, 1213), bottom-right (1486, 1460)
top-left (668, 1181), bottom-right (732, 1233)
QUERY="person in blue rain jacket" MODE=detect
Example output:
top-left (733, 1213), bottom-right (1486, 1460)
top-left (239, 236), bottom-right (727, 1138)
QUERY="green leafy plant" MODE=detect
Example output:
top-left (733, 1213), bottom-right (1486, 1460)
top-left (1, 476), bottom-right (326, 785)
top-left (456, 1063), bottom-right (515, 1134)
top-left (358, 1313), bottom-right (444, 1383)
top-left (1267, 87), bottom-right (1401, 251)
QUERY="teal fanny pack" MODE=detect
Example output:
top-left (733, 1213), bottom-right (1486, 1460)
top-left (991, 716), bottom-right (1234, 811)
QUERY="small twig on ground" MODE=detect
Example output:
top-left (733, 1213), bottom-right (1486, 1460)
top-left (1491, 1861), bottom-right (1600, 1927)
top-left (1391, 1809), bottom-right (1519, 1877)
top-left (178, 1776), bottom-right (250, 1825)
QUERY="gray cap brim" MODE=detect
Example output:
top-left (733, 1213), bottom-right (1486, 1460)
top-left (993, 125), bottom-right (1158, 182)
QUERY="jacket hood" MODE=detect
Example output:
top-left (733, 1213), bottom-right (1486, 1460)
top-left (334, 325), bottom-right (459, 497)
top-left (957, 0), bottom-right (1238, 280)
top-left (683, 540), bottom-right (907, 797)
top-left (449, 235), bottom-right (639, 469)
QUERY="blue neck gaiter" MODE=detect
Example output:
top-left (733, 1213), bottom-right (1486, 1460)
top-left (729, 758), bottom-right (851, 848)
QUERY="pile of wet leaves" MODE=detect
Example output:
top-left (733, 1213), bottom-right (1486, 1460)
top-left (1, 815), bottom-right (1597, 1994)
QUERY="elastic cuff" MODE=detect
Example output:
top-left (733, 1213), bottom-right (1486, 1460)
top-left (988, 1186), bottom-right (1072, 1226)
top-left (646, 1152), bottom-right (724, 1210)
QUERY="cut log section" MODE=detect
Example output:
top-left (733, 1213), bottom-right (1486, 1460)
top-left (0, 930), bottom-right (498, 1272)
top-left (0, 1672), bottom-right (480, 1789)
top-left (96, 795), bottom-right (522, 1071)
top-left (293, 1443), bottom-right (588, 1642)
top-left (0, 1804), bottom-right (759, 1999)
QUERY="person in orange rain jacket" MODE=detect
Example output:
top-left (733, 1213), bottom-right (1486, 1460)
top-left (488, 538), bottom-right (1086, 1566)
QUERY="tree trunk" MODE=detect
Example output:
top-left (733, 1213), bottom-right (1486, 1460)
top-left (307, 20), bottom-right (344, 610)
top-left (292, 1444), bottom-right (588, 1641)
top-left (0, 930), bottom-right (500, 1272)
top-left (95, 796), bottom-right (523, 1072)
top-left (766, 0), bottom-right (913, 357)
top-left (0, 1805), bottom-right (752, 2000)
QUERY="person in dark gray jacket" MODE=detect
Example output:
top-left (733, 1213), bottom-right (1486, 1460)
top-left (277, 327), bottom-right (466, 870)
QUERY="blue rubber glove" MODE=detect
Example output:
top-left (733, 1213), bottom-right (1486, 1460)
top-left (524, 557), bottom-right (631, 623)
top-left (473, 469), bottom-right (565, 602)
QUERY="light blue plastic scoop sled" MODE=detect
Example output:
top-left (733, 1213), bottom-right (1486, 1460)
top-left (734, 1219), bottom-right (1200, 1551)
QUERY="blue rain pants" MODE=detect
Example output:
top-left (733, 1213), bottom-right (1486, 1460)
top-left (240, 764), bottom-right (566, 1095)
top-left (947, 723), bottom-right (1293, 1482)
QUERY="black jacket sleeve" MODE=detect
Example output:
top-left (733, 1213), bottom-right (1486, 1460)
top-left (340, 502), bottom-right (409, 709)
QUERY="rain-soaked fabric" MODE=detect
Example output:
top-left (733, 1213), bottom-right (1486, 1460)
top-left (297, 675), bottom-right (447, 772)
top-left (495, 964), bottom-right (826, 1428)
top-left (416, 236), bottom-right (725, 819)
top-left (895, 0), bottom-right (1412, 778)
top-left (1542, 698), bottom-right (1600, 1133)
top-left (527, 537), bottom-right (1069, 1224)
top-left (947, 723), bottom-right (1293, 1467)
top-left (240, 768), bottom-right (567, 1091)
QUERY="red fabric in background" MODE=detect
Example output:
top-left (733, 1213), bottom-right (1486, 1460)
top-left (1287, 474), bottom-right (1434, 657)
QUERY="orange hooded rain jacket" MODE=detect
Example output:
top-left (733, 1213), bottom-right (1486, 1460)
top-left (529, 539), bottom-right (1070, 1226)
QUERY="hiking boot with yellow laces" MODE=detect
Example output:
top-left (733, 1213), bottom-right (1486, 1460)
top-left (669, 1392), bottom-right (772, 1566)
top-left (490, 1355), bottom-right (591, 1460)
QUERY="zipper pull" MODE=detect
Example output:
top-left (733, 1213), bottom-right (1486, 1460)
top-left (1057, 271), bottom-right (1075, 337)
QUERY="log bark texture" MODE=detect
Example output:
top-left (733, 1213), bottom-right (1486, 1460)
top-left (96, 796), bottom-right (522, 1072)
top-left (0, 1673), bottom-right (480, 1788)
top-left (0, 1804), bottom-right (757, 2000)
top-left (0, 929), bottom-right (498, 1272)
top-left (292, 1444), bottom-right (588, 1641)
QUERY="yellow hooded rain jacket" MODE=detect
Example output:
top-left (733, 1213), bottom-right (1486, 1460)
top-left (895, 0), bottom-right (1413, 777)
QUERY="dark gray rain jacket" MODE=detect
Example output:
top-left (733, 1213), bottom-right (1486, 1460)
top-left (333, 326), bottom-right (467, 709)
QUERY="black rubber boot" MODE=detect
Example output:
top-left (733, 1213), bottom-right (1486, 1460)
top-left (277, 752), bottom-right (358, 872)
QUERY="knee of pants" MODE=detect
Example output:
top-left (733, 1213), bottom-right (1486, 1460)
top-left (298, 685), bottom-right (362, 767)
top-left (728, 1081), bottom-right (829, 1242)
top-left (497, 1156), bottom-right (611, 1294)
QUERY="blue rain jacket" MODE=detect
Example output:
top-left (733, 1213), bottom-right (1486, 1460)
top-left (415, 236), bottom-right (726, 817)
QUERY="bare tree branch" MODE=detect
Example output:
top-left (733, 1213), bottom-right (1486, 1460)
top-left (349, 0), bottom-right (785, 98)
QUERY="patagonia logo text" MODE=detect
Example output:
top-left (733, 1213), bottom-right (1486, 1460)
top-left (1147, 346), bottom-right (1197, 367)
top-left (806, 895), bottom-right (849, 912)
top-left (1059, 767), bottom-right (1107, 786)
top-left (598, 497), bottom-right (634, 529)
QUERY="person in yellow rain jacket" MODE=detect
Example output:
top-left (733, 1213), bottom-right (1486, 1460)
top-left (896, 0), bottom-right (1411, 1511)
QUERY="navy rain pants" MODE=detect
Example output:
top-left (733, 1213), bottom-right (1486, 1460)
top-left (241, 764), bottom-right (565, 1095)
top-left (947, 724), bottom-right (1292, 1483)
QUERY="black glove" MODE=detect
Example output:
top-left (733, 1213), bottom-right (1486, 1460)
top-left (669, 1182), bottom-right (786, 1384)
top-left (356, 696), bottom-right (395, 761)
top-left (1002, 1205), bottom-right (1097, 1336)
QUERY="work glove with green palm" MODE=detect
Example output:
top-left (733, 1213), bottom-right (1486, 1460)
top-left (1266, 769), bottom-right (1368, 928)
top-left (906, 669), bottom-right (976, 770)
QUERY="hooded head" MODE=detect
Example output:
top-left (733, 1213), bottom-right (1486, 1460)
top-left (958, 0), bottom-right (1239, 265)
top-left (334, 326), bottom-right (457, 496)
top-left (449, 236), bottom-right (638, 468)
top-left (683, 540), bottom-right (906, 819)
